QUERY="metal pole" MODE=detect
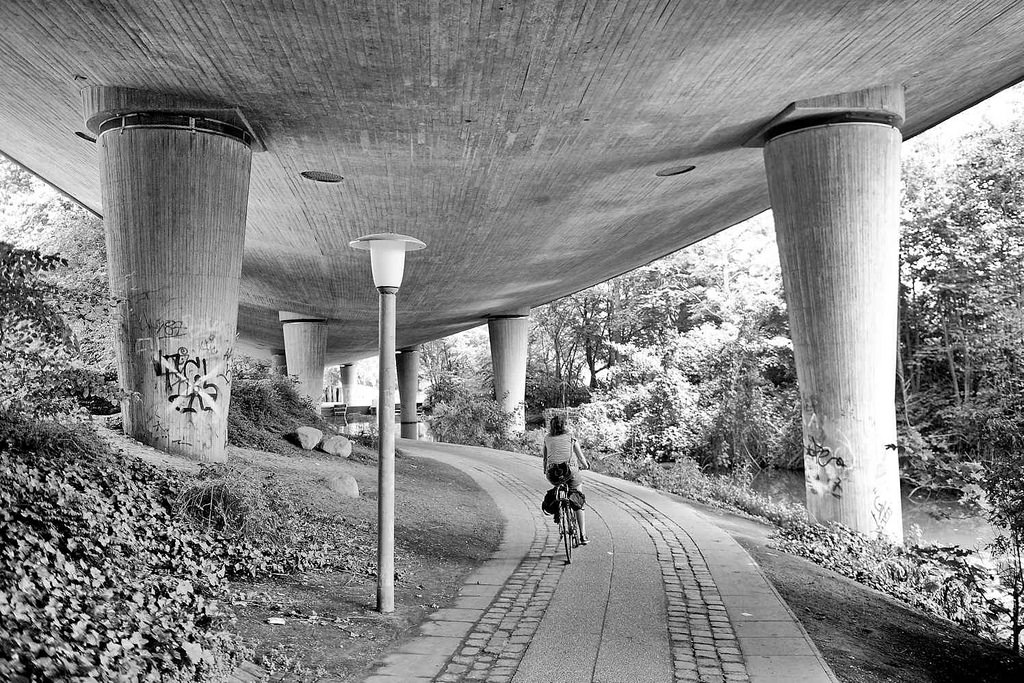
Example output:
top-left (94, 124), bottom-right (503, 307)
top-left (376, 286), bottom-right (398, 613)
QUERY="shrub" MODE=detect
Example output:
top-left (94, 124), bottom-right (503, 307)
top-left (426, 379), bottom-right (516, 449)
top-left (227, 366), bottom-right (331, 453)
top-left (176, 463), bottom-right (295, 543)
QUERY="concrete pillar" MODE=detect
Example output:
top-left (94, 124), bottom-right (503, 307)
top-left (397, 346), bottom-right (421, 439)
top-left (269, 350), bottom-right (287, 376)
top-left (487, 310), bottom-right (530, 433)
top-left (340, 363), bottom-right (356, 405)
top-left (764, 114), bottom-right (903, 542)
top-left (92, 101), bottom-right (252, 463)
top-left (279, 312), bottom-right (328, 403)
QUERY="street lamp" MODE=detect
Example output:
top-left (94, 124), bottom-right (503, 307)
top-left (349, 232), bottom-right (425, 613)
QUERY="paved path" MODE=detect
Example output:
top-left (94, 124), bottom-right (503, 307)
top-left (364, 441), bottom-right (837, 683)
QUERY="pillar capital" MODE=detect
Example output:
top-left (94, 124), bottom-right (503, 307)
top-left (485, 306), bottom-right (531, 320)
top-left (82, 86), bottom-right (263, 151)
top-left (745, 83), bottom-right (904, 148)
top-left (279, 311), bottom-right (328, 324)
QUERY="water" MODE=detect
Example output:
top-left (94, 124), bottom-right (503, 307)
top-left (749, 469), bottom-right (997, 549)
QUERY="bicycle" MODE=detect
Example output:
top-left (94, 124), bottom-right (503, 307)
top-left (554, 481), bottom-right (581, 564)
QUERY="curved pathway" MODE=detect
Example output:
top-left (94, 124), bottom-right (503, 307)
top-left (364, 441), bottom-right (836, 683)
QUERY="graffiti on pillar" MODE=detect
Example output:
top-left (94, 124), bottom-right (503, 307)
top-left (198, 333), bottom-right (222, 355)
top-left (153, 347), bottom-right (229, 414)
top-left (151, 318), bottom-right (186, 339)
top-left (803, 412), bottom-right (849, 500)
top-left (805, 435), bottom-right (845, 499)
top-left (137, 303), bottom-right (188, 340)
top-left (871, 487), bottom-right (893, 532)
top-left (142, 412), bottom-right (170, 443)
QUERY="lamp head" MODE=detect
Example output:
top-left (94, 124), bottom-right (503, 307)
top-left (349, 233), bottom-right (426, 289)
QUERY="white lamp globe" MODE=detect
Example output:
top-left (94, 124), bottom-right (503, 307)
top-left (349, 233), bottom-right (426, 289)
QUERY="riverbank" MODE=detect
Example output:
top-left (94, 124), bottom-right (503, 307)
top-left (750, 468), bottom-right (994, 549)
top-left (701, 505), bottom-right (1024, 682)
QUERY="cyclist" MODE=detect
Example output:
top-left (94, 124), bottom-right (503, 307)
top-left (542, 412), bottom-right (590, 544)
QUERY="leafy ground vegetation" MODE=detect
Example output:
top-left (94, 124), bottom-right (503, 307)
top-left (0, 414), bottom-right (244, 680)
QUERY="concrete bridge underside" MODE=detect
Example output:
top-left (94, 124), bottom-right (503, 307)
top-left (3, 1), bottom-right (1020, 535)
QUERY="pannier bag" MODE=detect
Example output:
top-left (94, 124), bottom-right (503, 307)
top-left (541, 486), bottom-right (586, 515)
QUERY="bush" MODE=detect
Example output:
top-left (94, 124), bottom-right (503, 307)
top-left (0, 413), bottom-right (243, 681)
top-left (176, 463), bottom-right (295, 543)
top-left (587, 452), bottom-right (808, 529)
top-left (227, 366), bottom-right (330, 453)
top-left (588, 444), bottom-right (1017, 649)
top-left (425, 379), bottom-right (516, 449)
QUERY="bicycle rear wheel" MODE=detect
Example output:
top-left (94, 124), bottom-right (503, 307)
top-left (559, 501), bottom-right (573, 563)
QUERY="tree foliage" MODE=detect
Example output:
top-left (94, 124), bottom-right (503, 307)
top-left (0, 157), bottom-right (115, 417)
top-left (899, 122), bottom-right (1024, 502)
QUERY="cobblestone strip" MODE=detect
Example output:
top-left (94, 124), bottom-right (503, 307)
top-left (588, 480), bottom-right (750, 683)
top-left (434, 468), bottom-right (567, 683)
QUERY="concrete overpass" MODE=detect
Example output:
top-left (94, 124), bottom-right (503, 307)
top-left (4, 0), bottom-right (1023, 540)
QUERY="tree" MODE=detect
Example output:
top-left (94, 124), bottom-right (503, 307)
top-left (0, 156), bottom-right (112, 373)
top-left (899, 122), bottom-right (1024, 479)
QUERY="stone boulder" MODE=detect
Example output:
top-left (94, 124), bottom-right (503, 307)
top-left (326, 473), bottom-right (359, 498)
top-left (295, 426), bottom-right (324, 450)
top-left (320, 435), bottom-right (352, 458)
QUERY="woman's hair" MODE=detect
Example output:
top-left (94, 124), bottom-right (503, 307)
top-left (549, 412), bottom-right (567, 436)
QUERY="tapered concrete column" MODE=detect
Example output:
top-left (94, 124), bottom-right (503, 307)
top-left (279, 312), bottom-right (328, 403)
top-left (397, 347), bottom-right (421, 439)
top-left (94, 107), bottom-right (252, 463)
top-left (765, 118), bottom-right (903, 542)
top-left (340, 363), bottom-right (356, 405)
top-left (269, 350), bottom-right (287, 376)
top-left (487, 310), bottom-right (530, 433)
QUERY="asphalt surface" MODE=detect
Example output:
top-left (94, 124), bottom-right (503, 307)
top-left (363, 440), bottom-right (838, 683)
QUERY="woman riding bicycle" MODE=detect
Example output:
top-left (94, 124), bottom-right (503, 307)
top-left (542, 412), bottom-right (590, 545)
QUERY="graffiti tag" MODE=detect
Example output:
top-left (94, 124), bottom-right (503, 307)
top-left (153, 347), bottom-right (228, 414)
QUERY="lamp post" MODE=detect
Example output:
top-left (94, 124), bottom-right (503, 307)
top-left (349, 232), bottom-right (426, 613)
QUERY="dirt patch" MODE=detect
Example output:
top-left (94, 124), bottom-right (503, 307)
top-left (703, 508), bottom-right (1024, 682)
